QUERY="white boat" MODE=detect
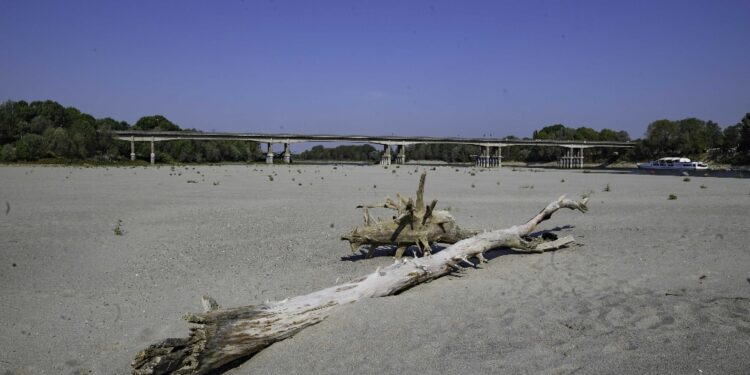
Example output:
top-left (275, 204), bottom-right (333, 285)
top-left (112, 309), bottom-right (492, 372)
top-left (638, 157), bottom-right (709, 170)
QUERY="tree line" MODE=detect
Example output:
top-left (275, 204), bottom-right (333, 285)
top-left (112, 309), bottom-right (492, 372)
top-left (296, 144), bottom-right (380, 162)
top-left (1, 99), bottom-right (749, 164)
top-left (636, 116), bottom-right (750, 163)
top-left (404, 126), bottom-right (629, 163)
top-left (0, 100), bottom-right (259, 163)
top-left (405, 117), bottom-right (750, 164)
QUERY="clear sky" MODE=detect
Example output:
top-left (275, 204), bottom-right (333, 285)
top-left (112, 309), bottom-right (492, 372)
top-left (1, 0), bottom-right (749, 139)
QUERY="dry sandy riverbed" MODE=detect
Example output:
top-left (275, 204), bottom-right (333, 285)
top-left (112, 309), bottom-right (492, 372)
top-left (1, 164), bottom-right (749, 374)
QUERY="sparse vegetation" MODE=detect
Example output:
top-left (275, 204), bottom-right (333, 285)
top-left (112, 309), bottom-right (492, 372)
top-left (113, 220), bottom-right (123, 236)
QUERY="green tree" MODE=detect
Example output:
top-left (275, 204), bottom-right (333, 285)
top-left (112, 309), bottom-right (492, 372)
top-left (15, 133), bottom-right (46, 160)
top-left (599, 128), bottom-right (630, 142)
top-left (297, 144), bottom-right (378, 161)
top-left (96, 117), bottom-right (130, 131)
top-left (29, 115), bottom-right (53, 134)
top-left (43, 127), bottom-right (73, 157)
top-left (676, 118), bottom-right (709, 155)
top-left (704, 120), bottom-right (723, 149)
top-left (203, 142), bottom-right (221, 162)
top-left (642, 119), bottom-right (679, 157)
top-left (30, 100), bottom-right (68, 126)
top-left (63, 107), bottom-right (83, 127)
top-left (133, 115), bottom-right (181, 131)
top-left (723, 124), bottom-right (742, 151)
top-left (574, 127), bottom-right (599, 141)
top-left (737, 113), bottom-right (750, 154)
top-left (170, 140), bottom-right (197, 162)
top-left (534, 124), bottom-right (571, 140)
top-left (0, 101), bottom-right (21, 144)
top-left (0, 144), bottom-right (17, 161)
top-left (69, 116), bottom-right (98, 158)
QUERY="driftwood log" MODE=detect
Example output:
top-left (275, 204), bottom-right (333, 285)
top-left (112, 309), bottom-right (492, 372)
top-left (132, 195), bottom-right (588, 374)
top-left (341, 172), bottom-right (478, 258)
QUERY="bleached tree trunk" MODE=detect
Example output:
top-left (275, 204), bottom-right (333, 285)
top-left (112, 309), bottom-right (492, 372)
top-left (132, 196), bottom-right (588, 375)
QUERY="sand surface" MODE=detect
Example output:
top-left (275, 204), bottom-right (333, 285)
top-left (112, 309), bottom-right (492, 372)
top-left (1, 164), bottom-right (749, 374)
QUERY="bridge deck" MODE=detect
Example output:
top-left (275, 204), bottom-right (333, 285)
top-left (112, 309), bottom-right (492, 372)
top-left (112, 130), bottom-right (633, 148)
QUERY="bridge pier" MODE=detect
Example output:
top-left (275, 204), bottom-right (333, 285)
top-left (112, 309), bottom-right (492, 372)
top-left (558, 148), bottom-right (569, 168)
top-left (395, 144), bottom-right (406, 164)
top-left (558, 147), bottom-right (584, 169)
top-left (476, 145), bottom-right (492, 167)
top-left (150, 137), bottom-right (155, 165)
top-left (491, 146), bottom-right (502, 167)
top-left (558, 149), bottom-right (564, 168)
top-left (282, 143), bottom-right (291, 164)
top-left (380, 144), bottom-right (392, 166)
top-left (130, 136), bottom-right (136, 161)
top-left (266, 143), bottom-right (274, 164)
top-left (558, 149), bottom-right (566, 168)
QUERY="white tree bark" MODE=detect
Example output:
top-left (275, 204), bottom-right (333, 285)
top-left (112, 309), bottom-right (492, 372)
top-left (132, 196), bottom-right (588, 375)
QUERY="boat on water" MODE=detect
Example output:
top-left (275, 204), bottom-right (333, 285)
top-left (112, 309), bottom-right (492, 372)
top-left (637, 157), bottom-right (709, 170)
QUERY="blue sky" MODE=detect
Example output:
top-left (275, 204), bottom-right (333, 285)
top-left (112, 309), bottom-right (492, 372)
top-left (1, 0), bottom-right (749, 140)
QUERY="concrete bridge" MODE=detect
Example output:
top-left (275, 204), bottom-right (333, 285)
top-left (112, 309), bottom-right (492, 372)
top-left (113, 130), bottom-right (633, 168)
